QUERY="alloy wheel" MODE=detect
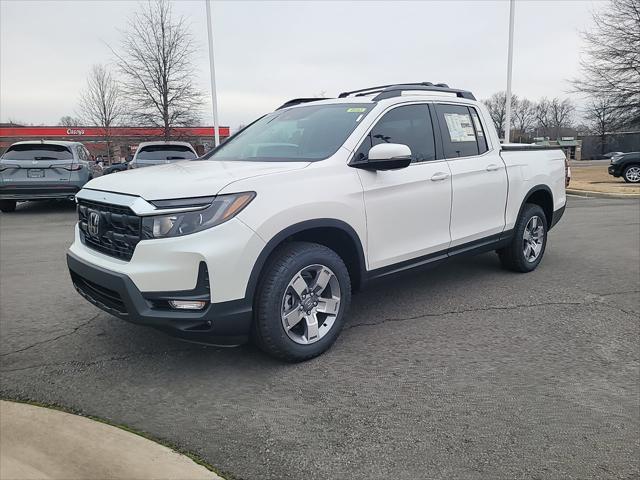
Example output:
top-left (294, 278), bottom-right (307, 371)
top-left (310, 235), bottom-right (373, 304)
top-left (523, 215), bottom-right (544, 263)
top-left (281, 264), bottom-right (341, 345)
top-left (625, 166), bottom-right (640, 183)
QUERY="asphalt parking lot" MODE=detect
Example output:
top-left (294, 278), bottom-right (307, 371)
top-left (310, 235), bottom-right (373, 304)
top-left (1, 196), bottom-right (638, 480)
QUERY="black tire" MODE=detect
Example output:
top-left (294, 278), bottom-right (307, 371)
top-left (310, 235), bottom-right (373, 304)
top-left (0, 200), bottom-right (17, 213)
top-left (498, 203), bottom-right (548, 273)
top-left (253, 241), bottom-right (351, 362)
top-left (623, 164), bottom-right (640, 183)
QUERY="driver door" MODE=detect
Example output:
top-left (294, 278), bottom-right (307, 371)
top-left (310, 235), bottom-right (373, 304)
top-left (354, 104), bottom-right (452, 271)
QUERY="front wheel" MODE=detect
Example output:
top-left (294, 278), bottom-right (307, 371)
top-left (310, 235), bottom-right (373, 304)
top-left (254, 241), bottom-right (351, 362)
top-left (0, 200), bottom-right (17, 213)
top-left (623, 165), bottom-right (640, 183)
top-left (498, 203), bottom-right (548, 273)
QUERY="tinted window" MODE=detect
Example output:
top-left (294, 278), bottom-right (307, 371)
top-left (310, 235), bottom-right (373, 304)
top-left (470, 107), bottom-right (488, 154)
top-left (206, 104), bottom-right (372, 162)
top-left (137, 145), bottom-right (197, 161)
top-left (1, 144), bottom-right (73, 161)
top-left (436, 104), bottom-right (480, 158)
top-left (353, 104), bottom-right (436, 163)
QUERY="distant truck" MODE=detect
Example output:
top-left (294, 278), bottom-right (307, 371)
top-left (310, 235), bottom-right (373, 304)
top-left (67, 82), bottom-right (567, 361)
top-left (128, 141), bottom-right (197, 169)
top-left (0, 140), bottom-right (99, 212)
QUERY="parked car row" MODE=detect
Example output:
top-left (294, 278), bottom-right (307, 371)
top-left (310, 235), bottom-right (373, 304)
top-left (0, 140), bottom-right (198, 212)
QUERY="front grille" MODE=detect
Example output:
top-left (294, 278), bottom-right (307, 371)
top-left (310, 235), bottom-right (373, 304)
top-left (78, 199), bottom-right (141, 261)
top-left (70, 270), bottom-right (127, 315)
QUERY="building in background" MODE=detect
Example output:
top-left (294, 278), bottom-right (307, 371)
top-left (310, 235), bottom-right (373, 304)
top-left (579, 130), bottom-right (640, 160)
top-left (0, 125), bottom-right (230, 164)
top-left (533, 136), bottom-right (582, 161)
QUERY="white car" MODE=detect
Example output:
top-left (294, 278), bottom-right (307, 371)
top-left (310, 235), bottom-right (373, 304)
top-left (67, 82), bottom-right (567, 361)
top-left (128, 141), bottom-right (197, 169)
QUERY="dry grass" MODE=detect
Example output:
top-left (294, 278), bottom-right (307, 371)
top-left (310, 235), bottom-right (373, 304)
top-left (570, 164), bottom-right (640, 195)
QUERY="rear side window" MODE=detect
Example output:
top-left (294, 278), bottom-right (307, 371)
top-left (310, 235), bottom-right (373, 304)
top-left (436, 104), bottom-right (480, 158)
top-left (470, 108), bottom-right (488, 154)
top-left (353, 104), bottom-right (436, 163)
top-left (136, 145), bottom-right (197, 161)
top-left (2, 144), bottom-right (73, 161)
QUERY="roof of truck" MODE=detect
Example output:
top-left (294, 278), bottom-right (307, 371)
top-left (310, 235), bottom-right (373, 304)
top-left (8, 140), bottom-right (83, 147)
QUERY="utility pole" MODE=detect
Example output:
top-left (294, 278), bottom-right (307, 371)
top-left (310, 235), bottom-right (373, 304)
top-left (504, 0), bottom-right (515, 143)
top-left (205, 0), bottom-right (220, 147)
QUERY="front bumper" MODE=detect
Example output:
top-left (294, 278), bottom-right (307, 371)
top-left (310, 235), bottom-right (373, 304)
top-left (67, 252), bottom-right (253, 345)
top-left (608, 164), bottom-right (622, 177)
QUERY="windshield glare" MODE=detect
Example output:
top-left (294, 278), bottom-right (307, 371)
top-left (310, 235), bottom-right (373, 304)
top-left (2, 144), bottom-right (73, 161)
top-left (136, 145), bottom-right (196, 161)
top-left (206, 103), bottom-right (372, 162)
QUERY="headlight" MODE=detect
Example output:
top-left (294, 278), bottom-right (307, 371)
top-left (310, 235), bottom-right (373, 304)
top-left (141, 192), bottom-right (256, 239)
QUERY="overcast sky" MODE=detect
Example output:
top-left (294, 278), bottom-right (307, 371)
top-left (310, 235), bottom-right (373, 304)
top-left (0, 0), bottom-right (602, 128)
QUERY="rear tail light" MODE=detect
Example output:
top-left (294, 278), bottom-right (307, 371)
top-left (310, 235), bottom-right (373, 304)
top-left (565, 158), bottom-right (571, 187)
top-left (62, 164), bottom-right (83, 171)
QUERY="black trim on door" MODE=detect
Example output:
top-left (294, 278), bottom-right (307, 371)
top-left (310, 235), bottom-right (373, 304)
top-left (364, 229), bottom-right (513, 282)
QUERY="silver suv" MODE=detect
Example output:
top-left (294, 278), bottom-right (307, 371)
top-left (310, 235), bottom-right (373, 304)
top-left (128, 141), bottom-right (197, 169)
top-left (0, 140), bottom-right (98, 212)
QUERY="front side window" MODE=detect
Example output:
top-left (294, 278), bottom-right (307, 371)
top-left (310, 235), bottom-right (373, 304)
top-left (353, 104), bottom-right (436, 163)
top-left (1, 144), bottom-right (74, 161)
top-left (205, 103), bottom-right (373, 162)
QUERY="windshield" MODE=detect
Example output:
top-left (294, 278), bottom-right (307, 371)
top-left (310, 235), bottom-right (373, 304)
top-left (2, 144), bottom-right (73, 161)
top-left (205, 103), bottom-right (373, 162)
top-left (136, 145), bottom-right (196, 161)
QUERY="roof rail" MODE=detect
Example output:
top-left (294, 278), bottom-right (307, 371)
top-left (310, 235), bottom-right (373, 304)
top-left (276, 98), bottom-right (330, 110)
top-left (338, 82), bottom-right (476, 101)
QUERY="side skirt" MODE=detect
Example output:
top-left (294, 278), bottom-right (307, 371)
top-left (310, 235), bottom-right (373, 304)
top-left (364, 229), bottom-right (514, 284)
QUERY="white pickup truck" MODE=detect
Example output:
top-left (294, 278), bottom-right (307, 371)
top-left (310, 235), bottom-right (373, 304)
top-left (67, 82), bottom-right (567, 361)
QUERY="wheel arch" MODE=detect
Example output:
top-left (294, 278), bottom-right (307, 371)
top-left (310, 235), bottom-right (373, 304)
top-left (518, 185), bottom-right (555, 229)
top-left (245, 219), bottom-right (367, 303)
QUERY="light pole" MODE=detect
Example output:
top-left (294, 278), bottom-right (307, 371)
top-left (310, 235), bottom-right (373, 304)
top-left (504, 0), bottom-right (515, 143)
top-left (205, 0), bottom-right (220, 147)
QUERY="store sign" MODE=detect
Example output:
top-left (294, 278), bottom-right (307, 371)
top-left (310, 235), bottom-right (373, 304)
top-left (66, 129), bottom-right (85, 135)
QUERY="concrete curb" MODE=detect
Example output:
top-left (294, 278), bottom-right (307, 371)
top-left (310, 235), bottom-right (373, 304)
top-left (567, 188), bottom-right (640, 199)
top-left (0, 400), bottom-right (224, 480)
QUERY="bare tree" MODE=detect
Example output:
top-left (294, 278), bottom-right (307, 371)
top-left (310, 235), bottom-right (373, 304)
top-left (482, 92), bottom-right (518, 139)
top-left (58, 116), bottom-right (82, 127)
top-left (573, 0), bottom-right (640, 127)
top-left (583, 98), bottom-right (620, 156)
top-left (533, 97), bottom-right (552, 136)
top-left (78, 64), bottom-right (124, 160)
top-left (512, 98), bottom-right (535, 142)
top-left (549, 97), bottom-right (575, 139)
top-left (112, 0), bottom-right (203, 139)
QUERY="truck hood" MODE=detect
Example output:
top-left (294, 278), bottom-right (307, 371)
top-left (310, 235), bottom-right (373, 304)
top-left (83, 159), bottom-right (309, 200)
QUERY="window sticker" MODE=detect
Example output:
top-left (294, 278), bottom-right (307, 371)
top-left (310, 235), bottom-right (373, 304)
top-left (444, 112), bottom-right (476, 142)
top-left (347, 107), bottom-right (367, 113)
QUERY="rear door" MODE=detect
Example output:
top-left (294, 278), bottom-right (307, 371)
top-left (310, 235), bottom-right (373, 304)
top-left (434, 103), bottom-right (508, 246)
top-left (0, 144), bottom-right (73, 187)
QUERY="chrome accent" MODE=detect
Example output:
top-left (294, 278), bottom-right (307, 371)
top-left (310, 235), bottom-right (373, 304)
top-left (88, 211), bottom-right (100, 237)
top-left (76, 188), bottom-right (208, 216)
top-left (281, 264), bottom-right (341, 345)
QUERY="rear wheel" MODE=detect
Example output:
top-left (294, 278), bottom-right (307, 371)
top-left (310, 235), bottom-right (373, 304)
top-left (0, 200), bottom-right (16, 213)
top-left (254, 241), bottom-right (351, 362)
top-left (623, 165), bottom-right (640, 183)
top-left (498, 203), bottom-right (548, 273)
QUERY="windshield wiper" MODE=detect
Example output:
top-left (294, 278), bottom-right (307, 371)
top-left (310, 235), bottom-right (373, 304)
top-left (34, 156), bottom-right (58, 160)
top-left (166, 156), bottom-right (188, 160)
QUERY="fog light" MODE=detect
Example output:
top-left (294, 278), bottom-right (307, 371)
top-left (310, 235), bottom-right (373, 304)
top-left (169, 300), bottom-right (207, 310)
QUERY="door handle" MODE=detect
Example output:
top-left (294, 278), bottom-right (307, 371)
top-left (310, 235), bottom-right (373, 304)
top-left (430, 172), bottom-right (450, 181)
top-left (486, 164), bottom-right (501, 172)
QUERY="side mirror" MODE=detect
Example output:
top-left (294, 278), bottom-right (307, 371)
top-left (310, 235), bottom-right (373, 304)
top-left (353, 143), bottom-right (412, 171)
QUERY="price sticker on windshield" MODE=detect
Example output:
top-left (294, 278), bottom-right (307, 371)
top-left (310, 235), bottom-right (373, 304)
top-left (347, 107), bottom-right (367, 113)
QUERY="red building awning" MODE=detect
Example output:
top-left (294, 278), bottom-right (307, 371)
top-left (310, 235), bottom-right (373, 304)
top-left (0, 126), bottom-right (230, 138)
